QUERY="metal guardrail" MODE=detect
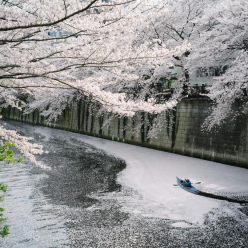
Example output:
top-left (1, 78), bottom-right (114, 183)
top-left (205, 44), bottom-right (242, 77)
top-left (181, 84), bottom-right (208, 97)
top-left (124, 84), bottom-right (248, 100)
top-left (157, 84), bottom-right (209, 98)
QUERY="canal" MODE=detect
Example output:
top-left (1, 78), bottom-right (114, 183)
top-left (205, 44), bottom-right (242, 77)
top-left (0, 120), bottom-right (248, 247)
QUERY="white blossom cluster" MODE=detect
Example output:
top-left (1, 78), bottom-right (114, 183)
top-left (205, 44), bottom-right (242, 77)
top-left (0, 0), bottom-right (189, 165)
top-left (0, 0), bottom-right (188, 114)
top-left (187, 0), bottom-right (248, 129)
top-left (133, 0), bottom-right (248, 130)
top-left (0, 124), bottom-right (50, 169)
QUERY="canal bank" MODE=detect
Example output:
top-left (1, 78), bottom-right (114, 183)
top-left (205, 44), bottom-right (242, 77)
top-left (2, 98), bottom-right (248, 168)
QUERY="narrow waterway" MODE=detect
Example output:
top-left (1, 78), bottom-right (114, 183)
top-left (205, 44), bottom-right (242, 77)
top-left (0, 120), bottom-right (248, 248)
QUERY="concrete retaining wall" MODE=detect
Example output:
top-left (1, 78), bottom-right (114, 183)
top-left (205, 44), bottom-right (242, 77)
top-left (2, 98), bottom-right (248, 168)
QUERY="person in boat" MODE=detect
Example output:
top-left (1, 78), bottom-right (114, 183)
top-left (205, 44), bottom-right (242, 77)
top-left (181, 179), bottom-right (192, 187)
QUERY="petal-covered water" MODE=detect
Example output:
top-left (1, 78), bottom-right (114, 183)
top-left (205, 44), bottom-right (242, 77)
top-left (0, 120), bottom-right (248, 247)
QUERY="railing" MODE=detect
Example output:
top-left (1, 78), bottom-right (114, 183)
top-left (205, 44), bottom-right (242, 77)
top-left (157, 84), bottom-right (209, 98)
top-left (125, 84), bottom-right (248, 100)
top-left (181, 84), bottom-right (208, 97)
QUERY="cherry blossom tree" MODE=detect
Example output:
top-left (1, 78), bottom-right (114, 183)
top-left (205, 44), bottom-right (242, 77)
top-left (135, 0), bottom-right (248, 131)
top-left (133, 0), bottom-right (214, 87)
top-left (0, 0), bottom-right (193, 164)
top-left (2, 0), bottom-right (247, 158)
top-left (187, 0), bottom-right (248, 130)
top-left (0, 0), bottom-right (189, 114)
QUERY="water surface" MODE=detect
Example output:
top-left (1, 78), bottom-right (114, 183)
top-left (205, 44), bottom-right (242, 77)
top-left (0, 120), bottom-right (248, 248)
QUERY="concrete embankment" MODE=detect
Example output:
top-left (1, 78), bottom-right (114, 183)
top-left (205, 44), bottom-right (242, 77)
top-left (2, 98), bottom-right (248, 168)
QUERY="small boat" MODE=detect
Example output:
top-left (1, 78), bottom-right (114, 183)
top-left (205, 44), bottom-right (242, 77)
top-left (176, 177), bottom-right (199, 195)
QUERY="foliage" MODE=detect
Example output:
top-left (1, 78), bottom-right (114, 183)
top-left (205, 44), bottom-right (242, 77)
top-left (0, 225), bottom-right (9, 238)
top-left (0, 142), bottom-right (23, 238)
top-left (0, 207), bottom-right (9, 238)
top-left (0, 142), bottom-right (21, 164)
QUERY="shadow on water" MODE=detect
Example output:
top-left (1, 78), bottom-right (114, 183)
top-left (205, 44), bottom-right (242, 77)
top-left (198, 190), bottom-right (248, 205)
top-left (34, 136), bottom-right (126, 208)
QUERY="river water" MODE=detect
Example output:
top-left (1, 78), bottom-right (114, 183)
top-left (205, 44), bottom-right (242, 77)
top-left (0, 120), bottom-right (248, 247)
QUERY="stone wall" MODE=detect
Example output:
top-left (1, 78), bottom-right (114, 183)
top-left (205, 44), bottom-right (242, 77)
top-left (2, 98), bottom-right (248, 168)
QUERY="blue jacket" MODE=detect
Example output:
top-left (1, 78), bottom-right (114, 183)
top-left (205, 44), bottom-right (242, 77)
top-left (185, 181), bottom-right (191, 187)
